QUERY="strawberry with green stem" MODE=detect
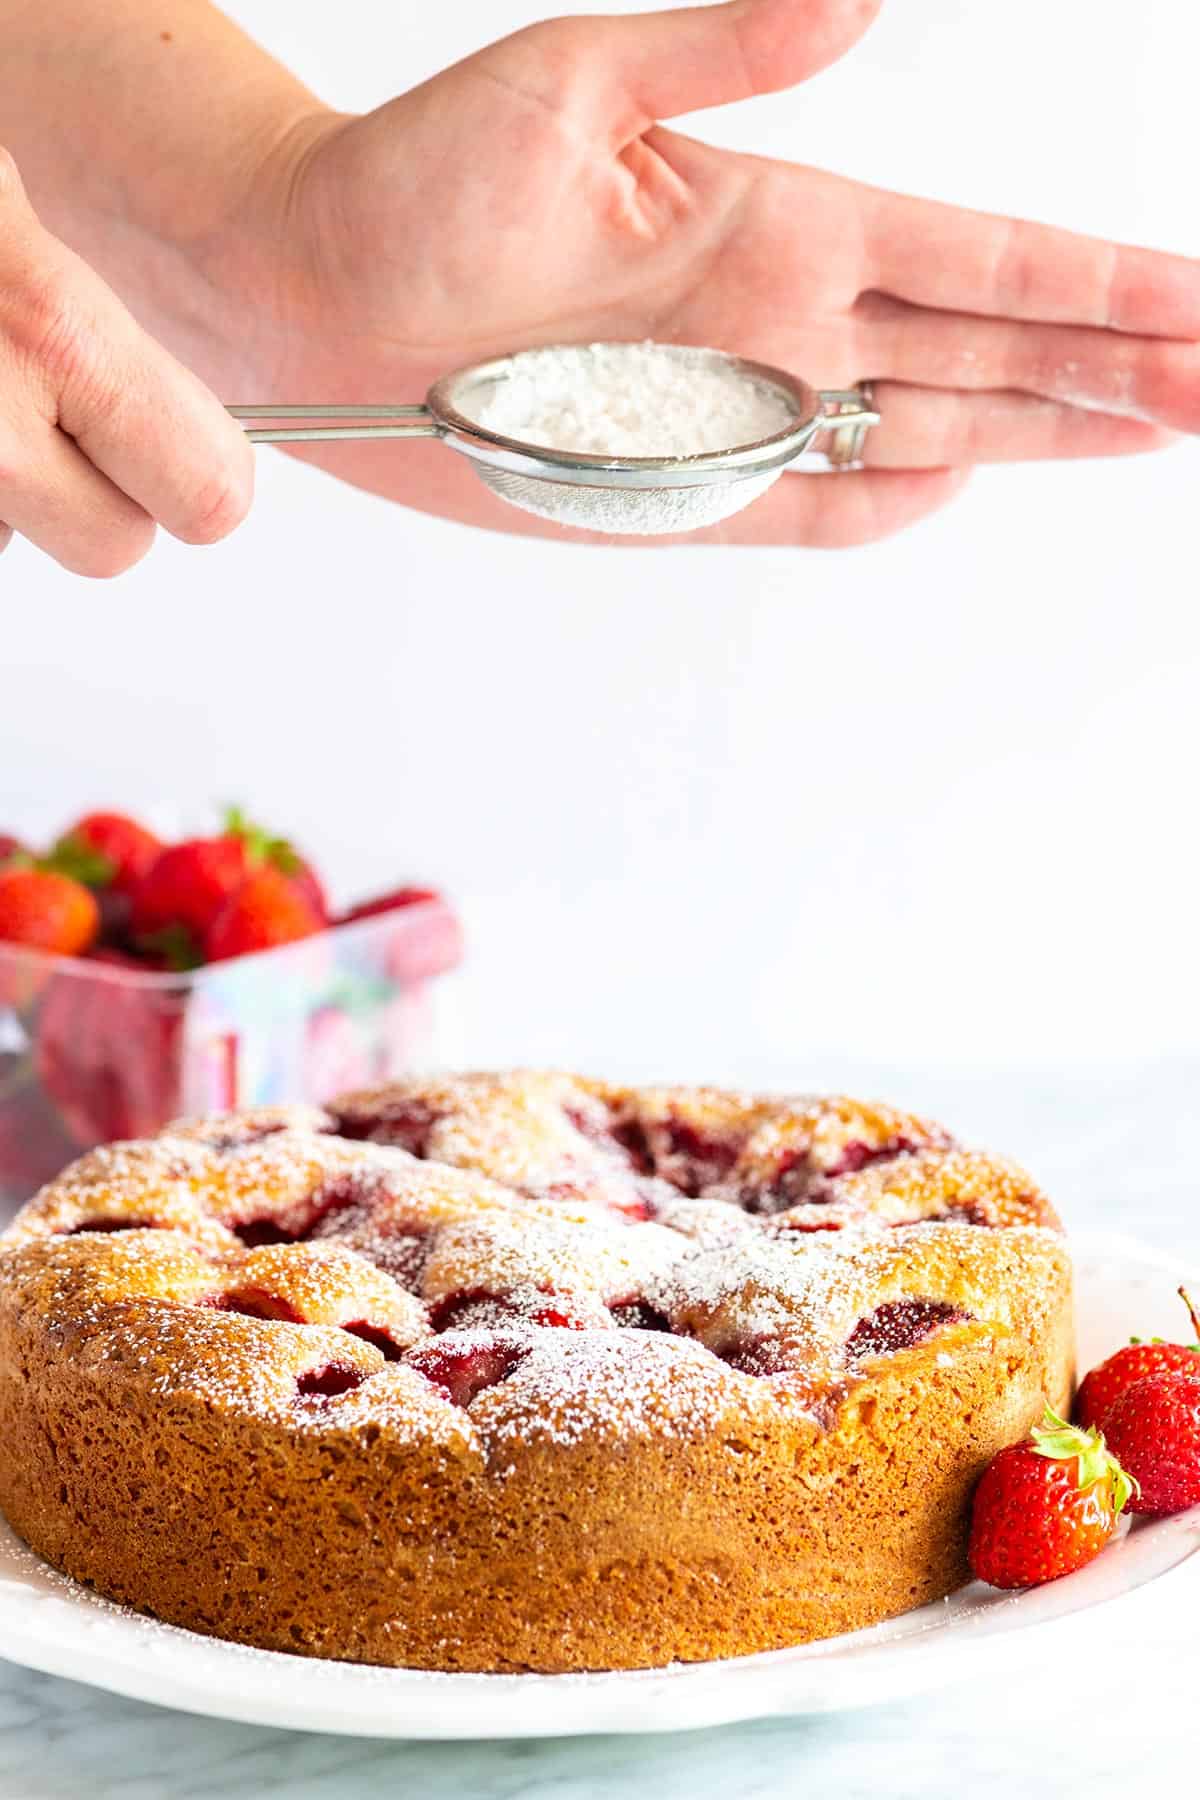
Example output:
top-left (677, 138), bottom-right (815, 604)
top-left (1074, 1288), bottom-right (1200, 1431)
top-left (51, 812), bottom-right (163, 899)
top-left (221, 806), bottom-right (328, 922)
top-left (204, 866), bottom-right (323, 962)
top-left (968, 1407), bottom-right (1136, 1589)
top-left (45, 811), bottom-right (163, 945)
top-left (129, 807), bottom-right (328, 967)
top-left (129, 836), bottom-right (250, 966)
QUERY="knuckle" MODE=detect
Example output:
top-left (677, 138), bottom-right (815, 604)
top-left (521, 15), bottom-right (575, 54)
top-left (502, 18), bottom-right (587, 101)
top-left (12, 264), bottom-right (95, 392)
top-left (175, 459), bottom-right (254, 545)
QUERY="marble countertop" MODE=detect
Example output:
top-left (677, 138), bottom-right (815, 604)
top-left (1, 1057), bottom-right (1196, 1799)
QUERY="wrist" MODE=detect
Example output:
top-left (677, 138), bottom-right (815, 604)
top-left (0, 2), bottom-right (342, 392)
top-left (145, 104), bottom-right (348, 395)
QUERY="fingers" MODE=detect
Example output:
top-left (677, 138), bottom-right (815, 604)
top-left (508, 0), bottom-right (882, 131)
top-left (853, 291), bottom-right (1200, 432)
top-left (0, 416), bottom-right (155, 577)
top-left (698, 466), bottom-right (971, 547)
top-left (856, 382), bottom-right (1171, 469)
top-left (51, 304), bottom-right (256, 549)
top-left (0, 146), bottom-right (254, 577)
top-left (864, 186), bottom-right (1200, 338)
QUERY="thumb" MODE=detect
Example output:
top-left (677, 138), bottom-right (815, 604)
top-left (585, 0), bottom-right (883, 123)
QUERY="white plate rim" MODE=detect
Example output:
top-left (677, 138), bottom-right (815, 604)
top-left (1, 1230), bottom-right (1197, 1739)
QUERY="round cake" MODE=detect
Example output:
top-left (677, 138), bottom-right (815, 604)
top-left (0, 1073), bottom-right (1073, 1672)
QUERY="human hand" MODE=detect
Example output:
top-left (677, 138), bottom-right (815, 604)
top-left (0, 149), bottom-right (253, 575)
top-left (205, 0), bottom-right (1200, 546)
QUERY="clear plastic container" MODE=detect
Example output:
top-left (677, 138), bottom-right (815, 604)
top-left (0, 899), bottom-right (462, 1216)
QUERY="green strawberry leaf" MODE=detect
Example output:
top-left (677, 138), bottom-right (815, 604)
top-left (222, 804), bottom-right (302, 877)
top-left (223, 804), bottom-right (271, 865)
top-left (42, 837), bottom-right (117, 888)
top-left (137, 923), bottom-right (204, 971)
top-left (1111, 1462), bottom-right (1137, 1517)
top-left (1031, 1405), bottom-right (1138, 1514)
top-left (265, 839), bottom-right (303, 876)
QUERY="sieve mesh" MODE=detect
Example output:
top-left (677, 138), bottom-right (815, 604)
top-left (474, 466), bottom-right (785, 535)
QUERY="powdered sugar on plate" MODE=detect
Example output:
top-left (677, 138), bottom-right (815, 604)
top-left (470, 343), bottom-right (799, 459)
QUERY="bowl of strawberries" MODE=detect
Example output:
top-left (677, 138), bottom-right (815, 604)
top-left (0, 809), bottom-right (462, 1215)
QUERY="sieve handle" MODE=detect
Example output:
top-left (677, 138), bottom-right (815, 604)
top-left (228, 404), bottom-right (441, 445)
top-left (817, 386), bottom-right (879, 468)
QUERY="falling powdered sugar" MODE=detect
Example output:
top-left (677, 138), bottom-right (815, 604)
top-left (471, 342), bottom-right (799, 459)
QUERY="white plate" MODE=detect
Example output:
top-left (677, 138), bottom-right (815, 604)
top-left (1, 1232), bottom-right (1197, 1739)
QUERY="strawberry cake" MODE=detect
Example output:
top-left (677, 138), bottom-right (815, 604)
top-left (0, 1073), bottom-right (1073, 1672)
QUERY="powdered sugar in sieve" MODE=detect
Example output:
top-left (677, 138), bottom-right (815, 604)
top-left (470, 343), bottom-right (796, 457)
top-left (231, 344), bottom-right (879, 537)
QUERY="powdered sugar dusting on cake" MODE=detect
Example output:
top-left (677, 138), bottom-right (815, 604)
top-left (476, 1329), bottom-right (770, 1449)
top-left (650, 1219), bottom-right (1070, 1370)
top-left (0, 1075), bottom-right (1067, 1445)
top-left (418, 1206), bottom-right (686, 1308)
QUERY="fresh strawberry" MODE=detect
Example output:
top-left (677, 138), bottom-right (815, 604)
top-left (204, 867), bottom-right (323, 963)
top-left (968, 1407), bottom-right (1135, 1589)
top-left (34, 948), bottom-right (187, 1147)
top-left (0, 835), bottom-right (25, 866)
top-left (1101, 1372), bottom-right (1200, 1516)
top-left (52, 811), bottom-right (162, 899)
top-left (0, 866), bottom-right (100, 957)
top-left (340, 886), bottom-right (441, 924)
top-left (1075, 1288), bottom-right (1200, 1431)
top-left (129, 836), bottom-right (250, 962)
top-left (222, 807), bottom-right (329, 922)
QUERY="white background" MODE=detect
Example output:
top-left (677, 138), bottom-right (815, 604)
top-left (0, 17), bottom-right (1197, 1786)
top-left (3, 0), bottom-right (1197, 1086)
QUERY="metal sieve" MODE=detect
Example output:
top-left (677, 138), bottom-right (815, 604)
top-left (230, 346), bottom-right (878, 537)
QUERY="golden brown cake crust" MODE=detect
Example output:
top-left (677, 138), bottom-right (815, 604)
top-left (0, 1073), bottom-right (1073, 1672)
